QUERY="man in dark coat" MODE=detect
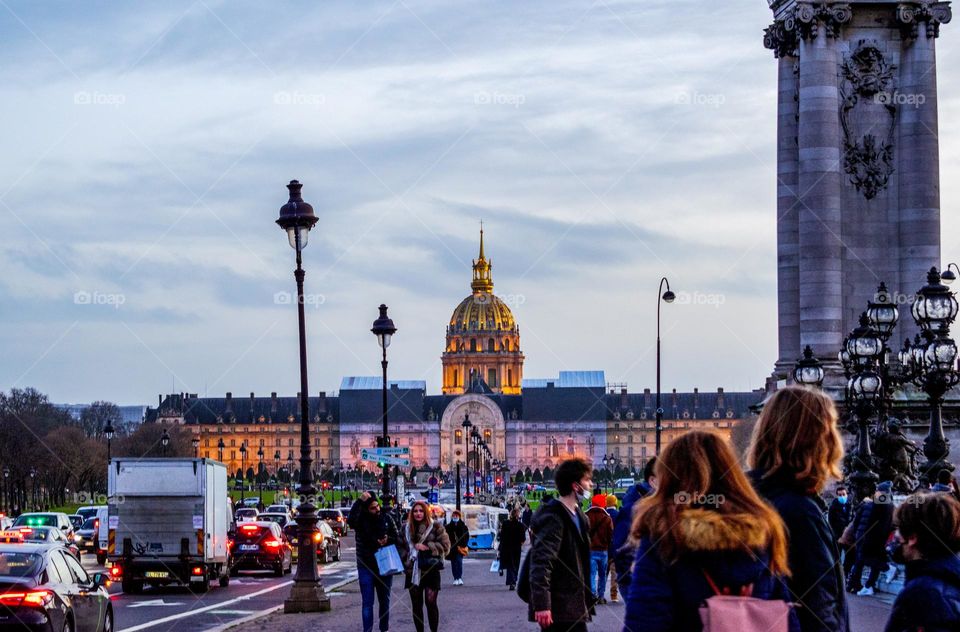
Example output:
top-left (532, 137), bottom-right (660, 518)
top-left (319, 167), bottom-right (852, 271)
top-left (751, 470), bottom-right (849, 632)
top-left (348, 493), bottom-right (399, 632)
top-left (848, 481), bottom-right (895, 595)
top-left (611, 457), bottom-right (656, 601)
top-left (529, 458), bottom-right (594, 631)
top-left (444, 509), bottom-right (470, 585)
top-left (828, 485), bottom-right (854, 579)
top-left (498, 508), bottom-right (526, 590)
top-left (884, 492), bottom-right (960, 632)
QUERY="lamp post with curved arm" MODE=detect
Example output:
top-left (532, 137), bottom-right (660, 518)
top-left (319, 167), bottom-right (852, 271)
top-left (655, 277), bottom-right (676, 455)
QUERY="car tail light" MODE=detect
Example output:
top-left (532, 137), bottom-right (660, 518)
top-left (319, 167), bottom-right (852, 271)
top-left (262, 539), bottom-right (281, 549)
top-left (110, 566), bottom-right (122, 578)
top-left (241, 525), bottom-right (259, 532)
top-left (192, 566), bottom-right (204, 576)
top-left (0, 590), bottom-right (53, 607)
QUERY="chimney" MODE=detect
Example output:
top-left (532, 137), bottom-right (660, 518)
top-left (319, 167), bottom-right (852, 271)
top-left (225, 392), bottom-right (233, 412)
top-left (318, 392), bottom-right (327, 414)
top-left (619, 388), bottom-right (628, 409)
top-left (717, 387), bottom-right (725, 409)
top-left (671, 388), bottom-right (678, 409)
top-left (158, 394), bottom-right (162, 407)
top-left (270, 392), bottom-right (278, 422)
top-left (643, 388), bottom-right (651, 410)
top-left (693, 387), bottom-right (699, 418)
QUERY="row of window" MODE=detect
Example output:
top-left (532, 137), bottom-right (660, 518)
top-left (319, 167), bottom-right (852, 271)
top-left (448, 337), bottom-right (518, 353)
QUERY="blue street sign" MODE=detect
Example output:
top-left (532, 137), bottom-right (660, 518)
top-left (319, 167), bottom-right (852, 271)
top-left (428, 490), bottom-right (439, 503)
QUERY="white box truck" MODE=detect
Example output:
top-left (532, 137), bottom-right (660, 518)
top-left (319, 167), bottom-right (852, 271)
top-left (107, 458), bottom-right (231, 593)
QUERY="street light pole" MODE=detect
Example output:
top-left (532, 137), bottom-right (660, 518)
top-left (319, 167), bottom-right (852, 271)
top-left (192, 435), bottom-right (200, 458)
top-left (258, 447), bottom-right (264, 505)
top-left (276, 179), bottom-right (329, 612)
top-left (239, 443), bottom-right (247, 503)
top-left (655, 277), bottom-right (676, 456)
top-left (217, 438), bottom-right (225, 463)
top-left (161, 427), bottom-right (170, 457)
top-left (104, 421), bottom-right (114, 464)
top-left (371, 304), bottom-right (397, 500)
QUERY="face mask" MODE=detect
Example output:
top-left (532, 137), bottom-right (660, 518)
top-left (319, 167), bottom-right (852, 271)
top-left (574, 483), bottom-right (590, 501)
top-left (837, 496), bottom-right (848, 505)
top-left (451, 518), bottom-right (459, 523)
top-left (890, 539), bottom-right (906, 565)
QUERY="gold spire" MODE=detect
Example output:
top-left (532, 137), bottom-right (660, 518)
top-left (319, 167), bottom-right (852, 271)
top-left (471, 224), bottom-right (493, 293)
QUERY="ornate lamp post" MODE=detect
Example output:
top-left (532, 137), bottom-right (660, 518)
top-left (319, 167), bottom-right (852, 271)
top-left (840, 312), bottom-right (884, 500)
top-left (371, 304), bottom-right (397, 500)
top-left (793, 345), bottom-right (825, 388)
top-left (461, 414), bottom-right (473, 501)
top-left (192, 435), bottom-right (200, 458)
top-left (217, 438), bottom-right (225, 463)
top-left (655, 277), bottom-right (676, 455)
top-left (274, 450), bottom-right (281, 490)
top-left (104, 421), bottom-right (115, 463)
top-left (866, 283), bottom-right (900, 427)
top-left (275, 180), bottom-right (329, 612)
top-left (160, 428), bottom-right (170, 457)
top-left (239, 443), bottom-right (247, 503)
top-left (901, 268), bottom-right (960, 481)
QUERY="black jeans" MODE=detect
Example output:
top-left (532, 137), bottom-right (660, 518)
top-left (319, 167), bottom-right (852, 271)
top-left (410, 585), bottom-right (439, 632)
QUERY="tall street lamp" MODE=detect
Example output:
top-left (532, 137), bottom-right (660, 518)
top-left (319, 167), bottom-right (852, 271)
top-left (371, 304), bottom-right (397, 500)
top-left (239, 443), bottom-right (247, 503)
top-left (217, 438), bottom-right (225, 463)
top-left (104, 421), bottom-right (115, 464)
top-left (275, 180), bottom-right (328, 612)
top-left (655, 277), bottom-right (676, 455)
top-left (161, 427), bottom-right (170, 457)
top-left (461, 414), bottom-right (473, 501)
top-left (2, 466), bottom-right (8, 515)
top-left (192, 435), bottom-right (200, 458)
top-left (257, 447), bottom-right (264, 504)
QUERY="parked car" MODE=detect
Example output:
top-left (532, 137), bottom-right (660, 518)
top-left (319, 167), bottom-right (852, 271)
top-left (75, 518), bottom-right (100, 554)
top-left (318, 509), bottom-right (348, 536)
top-left (68, 515), bottom-right (84, 531)
top-left (256, 512), bottom-right (292, 529)
top-left (235, 508), bottom-right (259, 523)
top-left (229, 522), bottom-right (292, 577)
top-left (241, 497), bottom-right (261, 508)
top-left (0, 543), bottom-right (113, 631)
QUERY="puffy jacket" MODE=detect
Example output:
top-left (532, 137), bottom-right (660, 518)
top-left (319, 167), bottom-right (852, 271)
top-left (587, 506), bottom-right (614, 552)
top-left (612, 481), bottom-right (653, 594)
top-left (885, 554), bottom-right (960, 632)
top-left (396, 520), bottom-right (451, 573)
top-left (528, 499), bottom-right (592, 625)
top-left (623, 508), bottom-right (800, 632)
top-left (347, 497), bottom-right (399, 573)
top-left (852, 498), bottom-right (894, 563)
top-left (751, 471), bottom-right (849, 632)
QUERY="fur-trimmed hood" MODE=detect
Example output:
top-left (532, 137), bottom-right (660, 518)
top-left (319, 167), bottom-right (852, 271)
top-left (676, 508), bottom-right (771, 553)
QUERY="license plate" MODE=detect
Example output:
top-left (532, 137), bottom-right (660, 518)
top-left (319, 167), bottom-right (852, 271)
top-left (145, 571), bottom-right (168, 579)
top-left (239, 544), bottom-right (258, 551)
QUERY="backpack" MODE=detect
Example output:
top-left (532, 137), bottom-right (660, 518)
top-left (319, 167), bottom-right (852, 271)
top-left (698, 570), bottom-right (791, 632)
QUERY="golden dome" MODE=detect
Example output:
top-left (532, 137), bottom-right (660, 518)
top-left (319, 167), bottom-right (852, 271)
top-left (447, 225), bottom-right (517, 332)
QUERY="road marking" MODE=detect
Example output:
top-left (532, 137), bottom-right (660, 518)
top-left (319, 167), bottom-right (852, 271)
top-left (207, 610), bottom-right (254, 615)
top-left (119, 581), bottom-right (294, 631)
top-left (201, 576), bottom-right (358, 632)
top-left (127, 599), bottom-right (185, 608)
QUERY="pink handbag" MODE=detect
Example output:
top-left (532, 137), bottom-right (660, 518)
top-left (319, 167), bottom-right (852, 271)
top-left (698, 571), bottom-right (791, 632)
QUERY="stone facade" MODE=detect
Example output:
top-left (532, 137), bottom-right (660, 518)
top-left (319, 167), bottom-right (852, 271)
top-left (765, 1), bottom-right (950, 383)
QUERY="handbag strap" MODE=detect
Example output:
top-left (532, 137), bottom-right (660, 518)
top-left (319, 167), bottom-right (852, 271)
top-left (702, 570), bottom-right (752, 597)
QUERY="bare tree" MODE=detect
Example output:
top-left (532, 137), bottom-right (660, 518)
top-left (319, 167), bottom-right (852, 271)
top-left (79, 401), bottom-right (124, 439)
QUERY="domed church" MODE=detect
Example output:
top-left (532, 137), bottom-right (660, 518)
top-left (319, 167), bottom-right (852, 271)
top-left (442, 227), bottom-right (523, 395)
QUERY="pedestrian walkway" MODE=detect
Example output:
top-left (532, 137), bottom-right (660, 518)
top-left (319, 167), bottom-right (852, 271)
top-left (230, 550), bottom-right (627, 631)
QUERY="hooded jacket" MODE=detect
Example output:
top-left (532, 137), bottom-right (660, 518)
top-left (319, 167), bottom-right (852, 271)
top-left (751, 470), bottom-right (849, 632)
top-left (623, 508), bottom-right (800, 632)
top-left (884, 554), bottom-right (960, 632)
top-left (347, 496), bottom-right (399, 573)
top-left (587, 505), bottom-right (614, 552)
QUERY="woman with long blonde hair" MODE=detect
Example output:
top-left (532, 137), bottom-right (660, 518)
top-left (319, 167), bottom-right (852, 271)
top-left (623, 431), bottom-right (798, 632)
top-left (748, 385), bottom-right (848, 632)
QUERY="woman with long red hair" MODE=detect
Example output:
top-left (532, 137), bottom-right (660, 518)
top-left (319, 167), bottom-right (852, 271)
top-left (623, 430), bottom-right (798, 632)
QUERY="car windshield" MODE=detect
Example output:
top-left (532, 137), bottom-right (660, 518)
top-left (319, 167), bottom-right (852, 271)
top-left (13, 515), bottom-right (57, 528)
top-left (259, 515), bottom-right (284, 524)
top-left (0, 552), bottom-right (41, 578)
top-left (237, 509), bottom-right (256, 516)
top-left (80, 518), bottom-right (97, 530)
top-left (318, 511), bottom-right (340, 519)
top-left (76, 508), bottom-right (98, 519)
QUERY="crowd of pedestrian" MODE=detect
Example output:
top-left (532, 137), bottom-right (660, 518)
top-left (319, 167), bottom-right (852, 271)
top-left (343, 385), bottom-right (960, 632)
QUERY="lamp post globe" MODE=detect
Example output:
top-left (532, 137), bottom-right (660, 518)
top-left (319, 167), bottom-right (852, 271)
top-left (192, 435), bottom-right (200, 458)
top-left (160, 428), bottom-right (170, 457)
top-left (912, 267), bottom-right (959, 332)
top-left (217, 438), bottom-right (225, 463)
top-left (793, 345), bottom-right (825, 388)
top-left (104, 421), bottom-right (115, 463)
top-left (866, 283), bottom-right (900, 340)
top-left (275, 180), bottom-right (329, 612)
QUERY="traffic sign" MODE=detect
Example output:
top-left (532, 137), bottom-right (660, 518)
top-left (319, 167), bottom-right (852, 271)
top-left (363, 446), bottom-right (410, 457)
top-left (360, 450), bottom-right (410, 467)
top-left (428, 489), bottom-right (439, 503)
top-left (428, 476), bottom-right (438, 487)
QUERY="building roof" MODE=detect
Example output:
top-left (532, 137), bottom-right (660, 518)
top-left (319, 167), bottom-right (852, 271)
top-left (522, 371), bottom-right (606, 389)
top-left (339, 377), bottom-right (426, 391)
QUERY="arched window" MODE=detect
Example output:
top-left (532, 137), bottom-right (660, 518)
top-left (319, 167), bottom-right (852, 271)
top-left (508, 369), bottom-right (513, 386)
top-left (470, 339), bottom-right (477, 352)
top-left (453, 369), bottom-right (458, 386)
top-left (504, 339), bottom-right (511, 351)
top-left (487, 338), bottom-right (495, 352)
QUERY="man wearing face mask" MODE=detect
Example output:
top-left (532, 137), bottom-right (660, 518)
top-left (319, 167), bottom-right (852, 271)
top-left (445, 510), bottom-right (470, 585)
top-left (527, 457), bottom-right (594, 631)
top-left (884, 492), bottom-right (960, 632)
top-left (828, 485), bottom-right (854, 580)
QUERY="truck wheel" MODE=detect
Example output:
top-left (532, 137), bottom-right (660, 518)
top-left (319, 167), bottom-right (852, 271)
top-left (219, 572), bottom-right (230, 588)
top-left (121, 579), bottom-right (142, 594)
top-left (96, 553), bottom-right (107, 565)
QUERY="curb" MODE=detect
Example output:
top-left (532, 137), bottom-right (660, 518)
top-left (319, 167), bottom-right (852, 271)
top-left (207, 576), bottom-right (358, 632)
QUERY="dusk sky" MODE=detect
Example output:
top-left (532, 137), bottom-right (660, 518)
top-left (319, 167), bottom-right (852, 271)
top-left (4, 0), bottom-right (960, 405)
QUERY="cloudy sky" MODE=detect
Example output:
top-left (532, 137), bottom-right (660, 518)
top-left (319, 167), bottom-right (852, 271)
top-left (3, 0), bottom-right (960, 405)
